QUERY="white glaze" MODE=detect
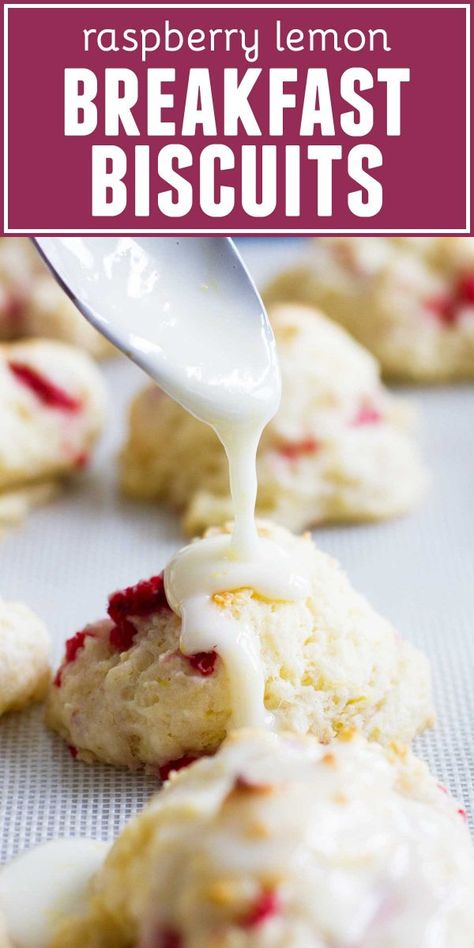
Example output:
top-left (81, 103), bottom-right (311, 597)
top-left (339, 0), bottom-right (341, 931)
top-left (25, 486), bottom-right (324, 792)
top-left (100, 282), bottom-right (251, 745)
top-left (90, 239), bottom-right (281, 556)
top-left (35, 237), bottom-right (310, 736)
top-left (85, 238), bottom-right (309, 726)
top-left (135, 732), bottom-right (474, 947)
top-left (0, 839), bottom-right (109, 947)
top-left (35, 237), bottom-right (280, 560)
top-left (34, 238), bottom-right (280, 434)
top-left (165, 533), bottom-right (311, 728)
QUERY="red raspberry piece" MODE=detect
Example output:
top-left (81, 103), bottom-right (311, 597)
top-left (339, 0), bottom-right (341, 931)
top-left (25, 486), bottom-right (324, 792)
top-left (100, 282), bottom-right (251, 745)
top-left (108, 574), bottom-right (169, 624)
top-left (54, 629), bottom-right (94, 687)
top-left (8, 362), bottom-right (81, 412)
top-left (108, 574), bottom-right (170, 652)
top-left (424, 295), bottom-right (457, 325)
top-left (187, 651), bottom-right (218, 676)
top-left (3, 293), bottom-right (25, 324)
top-left (64, 630), bottom-right (90, 664)
top-left (153, 930), bottom-right (182, 948)
top-left (352, 402), bottom-right (382, 426)
top-left (425, 272), bottom-right (474, 326)
top-left (74, 450), bottom-right (90, 469)
top-left (243, 889), bottom-right (280, 928)
top-left (68, 745), bottom-right (78, 759)
top-left (277, 437), bottom-right (320, 460)
top-left (458, 274), bottom-right (474, 304)
top-left (109, 619), bottom-right (138, 652)
top-left (158, 755), bottom-right (199, 782)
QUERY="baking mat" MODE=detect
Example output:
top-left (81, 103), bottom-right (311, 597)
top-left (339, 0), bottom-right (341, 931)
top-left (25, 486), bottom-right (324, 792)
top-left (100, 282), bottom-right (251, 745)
top-left (1, 238), bottom-right (473, 863)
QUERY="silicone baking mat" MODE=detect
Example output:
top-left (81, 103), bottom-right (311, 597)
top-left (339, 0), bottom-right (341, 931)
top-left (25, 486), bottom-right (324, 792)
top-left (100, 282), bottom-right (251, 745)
top-left (1, 238), bottom-right (473, 863)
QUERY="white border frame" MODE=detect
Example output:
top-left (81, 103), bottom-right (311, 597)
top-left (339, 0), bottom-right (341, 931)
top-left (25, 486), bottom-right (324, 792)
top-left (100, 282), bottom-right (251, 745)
top-left (3, 3), bottom-right (471, 234)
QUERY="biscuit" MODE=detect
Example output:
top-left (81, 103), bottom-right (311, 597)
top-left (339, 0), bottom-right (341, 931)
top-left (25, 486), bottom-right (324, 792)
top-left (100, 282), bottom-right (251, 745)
top-left (51, 729), bottom-right (474, 947)
top-left (47, 522), bottom-right (433, 770)
top-left (120, 304), bottom-right (426, 533)
top-left (0, 238), bottom-right (114, 359)
top-left (0, 339), bottom-right (106, 528)
top-left (264, 237), bottom-right (474, 382)
top-left (0, 597), bottom-right (50, 716)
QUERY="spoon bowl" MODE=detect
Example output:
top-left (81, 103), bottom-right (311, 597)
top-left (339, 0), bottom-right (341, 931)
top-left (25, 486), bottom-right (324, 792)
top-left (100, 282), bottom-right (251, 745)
top-left (33, 237), bottom-right (280, 427)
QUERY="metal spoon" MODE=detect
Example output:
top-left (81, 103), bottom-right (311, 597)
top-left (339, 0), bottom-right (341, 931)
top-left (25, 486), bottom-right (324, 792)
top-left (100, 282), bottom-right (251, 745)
top-left (32, 237), bottom-right (280, 426)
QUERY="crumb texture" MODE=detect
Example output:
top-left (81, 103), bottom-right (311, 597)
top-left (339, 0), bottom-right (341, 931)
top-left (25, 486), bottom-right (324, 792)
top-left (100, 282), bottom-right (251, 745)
top-left (47, 522), bottom-right (433, 769)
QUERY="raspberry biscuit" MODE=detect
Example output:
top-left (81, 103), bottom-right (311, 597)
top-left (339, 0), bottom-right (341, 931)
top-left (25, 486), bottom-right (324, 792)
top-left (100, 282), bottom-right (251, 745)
top-left (264, 237), bottom-right (474, 382)
top-left (47, 522), bottom-right (433, 771)
top-left (121, 304), bottom-right (426, 534)
top-left (0, 238), bottom-right (113, 359)
top-left (0, 339), bottom-right (106, 529)
top-left (52, 730), bottom-right (474, 948)
top-left (0, 598), bottom-right (50, 716)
